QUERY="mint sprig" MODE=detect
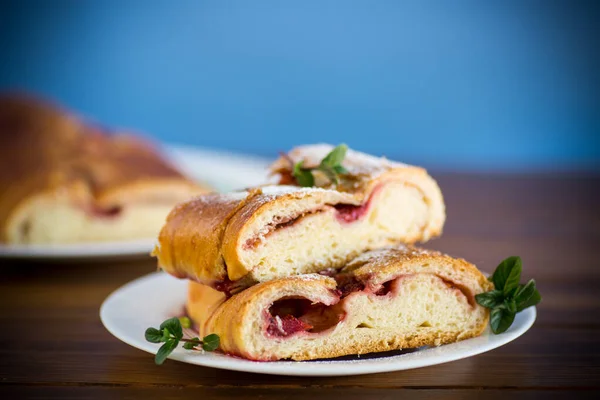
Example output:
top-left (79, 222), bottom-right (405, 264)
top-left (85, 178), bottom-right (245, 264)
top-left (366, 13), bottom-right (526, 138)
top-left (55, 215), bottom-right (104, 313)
top-left (292, 144), bottom-right (349, 187)
top-left (475, 256), bottom-right (541, 334)
top-left (145, 317), bottom-right (220, 365)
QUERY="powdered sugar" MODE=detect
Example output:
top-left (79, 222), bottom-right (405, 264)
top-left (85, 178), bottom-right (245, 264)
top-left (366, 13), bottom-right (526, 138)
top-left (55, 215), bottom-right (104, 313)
top-left (258, 185), bottom-right (332, 198)
top-left (271, 143), bottom-right (411, 180)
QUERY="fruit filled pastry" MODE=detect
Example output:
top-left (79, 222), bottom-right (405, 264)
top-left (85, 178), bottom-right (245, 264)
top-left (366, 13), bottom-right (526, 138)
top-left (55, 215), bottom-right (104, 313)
top-left (0, 94), bottom-right (210, 244)
top-left (154, 144), bottom-right (445, 293)
top-left (194, 245), bottom-right (492, 361)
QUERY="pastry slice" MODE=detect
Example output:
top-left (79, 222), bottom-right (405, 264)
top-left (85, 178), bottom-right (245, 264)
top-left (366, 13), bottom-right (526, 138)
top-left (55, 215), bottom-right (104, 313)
top-left (154, 144), bottom-right (445, 292)
top-left (198, 245), bottom-right (492, 361)
top-left (0, 94), bottom-right (209, 244)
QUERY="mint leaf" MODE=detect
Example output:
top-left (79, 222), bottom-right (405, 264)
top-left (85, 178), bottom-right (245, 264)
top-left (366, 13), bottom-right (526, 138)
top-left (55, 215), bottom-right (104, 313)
top-left (490, 307), bottom-right (516, 334)
top-left (289, 144), bottom-right (348, 187)
top-left (475, 290), bottom-right (504, 308)
top-left (145, 327), bottom-right (163, 343)
top-left (292, 161), bottom-right (315, 187)
top-left (478, 256), bottom-right (541, 335)
top-left (333, 164), bottom-right (348, 175)
top-left (183, 337), bottom-right (201, 350)
top-left (504, 298), bottom-right (517, 313)
top-left (160, 317), bottom-right (183, 340)
top-left (202, 334), bottom-right (220, 352)
top-left (155, 339), bottom-right (178, 365)
top-left (161, 327), bottom-right (171, 341)
top-left (514, 279), bottom-right (536, 307)
top-left (320, 144), bottom-right (347, 168)
top-left (319, 166), bottom-right (339, 185)
top-left (517, 288), bottom-right (541, 312)
top-left (491, 256), bottom-right (522, 293)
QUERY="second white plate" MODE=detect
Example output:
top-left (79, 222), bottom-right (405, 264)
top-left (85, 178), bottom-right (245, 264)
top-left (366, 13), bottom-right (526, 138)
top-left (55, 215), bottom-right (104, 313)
top-left (100, 272), bottom-right (536, 377)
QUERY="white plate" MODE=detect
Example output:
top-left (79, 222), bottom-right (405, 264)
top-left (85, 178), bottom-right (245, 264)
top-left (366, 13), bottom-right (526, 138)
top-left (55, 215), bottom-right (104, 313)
top-left (0, 145), bottom-right (270, 260)
top-left (100, 272), bottom-right (537, 376)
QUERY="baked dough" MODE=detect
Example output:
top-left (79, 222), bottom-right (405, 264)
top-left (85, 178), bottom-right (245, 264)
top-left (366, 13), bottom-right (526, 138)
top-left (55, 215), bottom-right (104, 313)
top-left (197, 245), bottom-right (492, 361)
top-left (0, 94), bottom-right (209, 243)
top-left (155, 144), bottom-right (445, 292)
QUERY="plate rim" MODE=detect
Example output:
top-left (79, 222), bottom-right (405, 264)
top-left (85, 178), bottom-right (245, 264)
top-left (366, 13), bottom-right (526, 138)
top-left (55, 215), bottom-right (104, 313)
top-left (0, 239), bottom-right (155, 258)
top-left (100, 272), bottom-right (537, 377)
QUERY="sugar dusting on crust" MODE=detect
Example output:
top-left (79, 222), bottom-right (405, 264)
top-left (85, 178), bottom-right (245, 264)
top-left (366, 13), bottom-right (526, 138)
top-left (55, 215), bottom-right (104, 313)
top-left (258, 185), bottom-right (333, 198)
top-left (290, 273), bottom-right (329, 282)
top-left (269, 143), bottom-right (412, 180)
top-left (342, 245), bottom-right (444, 275)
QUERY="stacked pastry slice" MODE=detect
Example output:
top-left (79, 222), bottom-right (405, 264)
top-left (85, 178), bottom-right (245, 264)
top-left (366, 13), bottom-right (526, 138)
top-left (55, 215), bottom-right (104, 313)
top-left (153, 144), bottom-right (492, 361)
top-left (154, 144), bottom-right (445, 291)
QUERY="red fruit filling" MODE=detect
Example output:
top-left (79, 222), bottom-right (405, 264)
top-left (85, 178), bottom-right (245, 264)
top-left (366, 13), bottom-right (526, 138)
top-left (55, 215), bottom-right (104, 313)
top-left (266, 297), bottom-right (344, 338)
top-left (333, 202), bottom-right (369, 223)
top-left (333, 274), bottom-right (366, 298)
top-left (87, 205), bottom-right (122, 218)
top-left (243, 184), bottom-right (383, 250)
top-left (267, 315), bottom-right (314, 337)
top-left (264, 274), bottom-right (475, 338)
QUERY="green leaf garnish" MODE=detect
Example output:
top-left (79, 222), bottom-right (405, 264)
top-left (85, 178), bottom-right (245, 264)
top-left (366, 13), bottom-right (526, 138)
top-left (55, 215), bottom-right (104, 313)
top-left (517, 288), bottom-right (541, 312)
top-left (474, 290), bottom-right (503, 308)
top-left (293, 160), bottom-right (315, 187)
top-left (514, 279), bottom-right (536, 307)
top-left (490, 307), bottom-right (516, 334)
top-left (155, 339), bottom-right (178, 365)
top-left (320, 144), bottom-right (347, 168)
top-left (291, 144), bottom-right (349, 187)
top-left (489, 256), bottom-right (522, 293)
top-left (182, 337), bottom-right (201, 350)
top-left (145, 318), bottom-right (220, 365)
top-left (160, 317), bottom-right (183, 340)
top-left (144, 327), bottom-right (163, 343)
top-left (477, 256), bottom-right (541, 334)
top-left (202, 334), bottom-right (220, 352)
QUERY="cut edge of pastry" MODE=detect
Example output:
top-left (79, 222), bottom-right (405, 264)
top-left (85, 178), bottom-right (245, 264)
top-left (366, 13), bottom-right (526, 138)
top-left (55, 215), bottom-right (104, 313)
top-left (155, 144), bottom-right (446, 290)
top-left (5, 178), bottom-right (206, 244)
top-left (195, 245), bottom-right (492, 361)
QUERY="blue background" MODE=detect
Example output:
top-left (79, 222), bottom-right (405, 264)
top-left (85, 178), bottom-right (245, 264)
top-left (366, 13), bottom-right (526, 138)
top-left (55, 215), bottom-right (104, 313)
top-left (1, 0), bottom-right (598, 170)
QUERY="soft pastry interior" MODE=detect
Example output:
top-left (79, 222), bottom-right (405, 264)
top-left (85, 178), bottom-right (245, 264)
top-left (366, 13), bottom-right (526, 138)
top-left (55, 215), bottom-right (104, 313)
top-left (155, 144), bottom-right (445, 292)
top-left (190, 246), bottom-right (492, 361)
top-left (0, 94), bottom-right (209, 244)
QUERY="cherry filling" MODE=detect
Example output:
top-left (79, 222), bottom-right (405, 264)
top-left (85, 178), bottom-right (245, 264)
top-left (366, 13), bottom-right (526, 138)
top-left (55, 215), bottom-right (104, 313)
top-left (212, 278), bottom-right (238, 298)
top-left (88, 205), bottom-right (122, 219)
top-left (244, 184), bottom-right (384, 250)
top-left (266, 297), bottom-right (344, 338)
top-left (264, 274), bottom-right (474, 339)
top-left (374, 280), bottom-right (394, 296)
top-left (333, 202), bottom-right (369, 223)
top-left (334, 274), bottom-right (366, 298)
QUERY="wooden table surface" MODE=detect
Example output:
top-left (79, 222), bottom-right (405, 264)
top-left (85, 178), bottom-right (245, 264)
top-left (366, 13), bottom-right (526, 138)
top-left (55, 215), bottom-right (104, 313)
top-left (1, 174), bottom-right (598, 399)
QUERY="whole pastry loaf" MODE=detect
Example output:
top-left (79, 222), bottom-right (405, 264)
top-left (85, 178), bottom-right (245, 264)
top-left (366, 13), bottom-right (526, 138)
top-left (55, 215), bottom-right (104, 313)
top-left (0, 94), bottom-right (209, 244)
top-left (192, 245), bottom-right (492, 361)
top-left (154, 144), bottom-right (445, 292)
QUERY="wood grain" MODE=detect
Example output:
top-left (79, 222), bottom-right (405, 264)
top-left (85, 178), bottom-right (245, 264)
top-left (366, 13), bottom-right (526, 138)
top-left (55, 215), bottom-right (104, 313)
top-left (0, 173), bottom-right (598, 399)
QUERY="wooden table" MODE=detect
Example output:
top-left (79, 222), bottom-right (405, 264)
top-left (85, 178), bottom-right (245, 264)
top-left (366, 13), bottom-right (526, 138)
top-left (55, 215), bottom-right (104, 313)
top-left (1, 174), bottom-right (598, 399)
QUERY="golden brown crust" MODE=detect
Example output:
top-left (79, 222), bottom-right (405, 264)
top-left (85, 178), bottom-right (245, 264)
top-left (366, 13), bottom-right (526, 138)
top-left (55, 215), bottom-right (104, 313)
top-left (201, 245), bottom-right (492, 361)
top-left (206, 274), bottom-right (338, 356)
top-left (186, 281), bottom-right (227, 337)
top-left (0, 93), bottom-right (208, 242)
top-left (155, 145), bottom-right (445, 286)
top-left (344, 246), bottom-right (493, 291)
top-left (153, 190), bottom-right (260, 283)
